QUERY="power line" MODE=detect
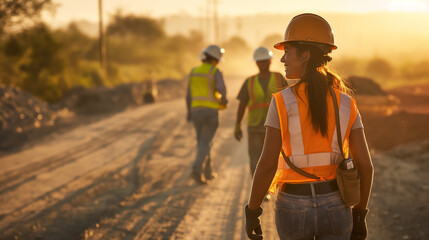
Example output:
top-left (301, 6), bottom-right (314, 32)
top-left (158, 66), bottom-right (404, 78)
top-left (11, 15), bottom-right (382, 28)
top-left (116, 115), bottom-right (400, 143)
top-left (98, 0), bottom-right (107, 76)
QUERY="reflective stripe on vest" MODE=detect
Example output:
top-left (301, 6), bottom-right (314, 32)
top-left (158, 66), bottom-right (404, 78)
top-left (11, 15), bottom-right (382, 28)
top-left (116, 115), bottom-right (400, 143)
top-left (247, 72), bottom-right (283, 126)
top-left (189, 63), bottom-right (220, 109)
top-left (268, 84), bottom-right (358, 193)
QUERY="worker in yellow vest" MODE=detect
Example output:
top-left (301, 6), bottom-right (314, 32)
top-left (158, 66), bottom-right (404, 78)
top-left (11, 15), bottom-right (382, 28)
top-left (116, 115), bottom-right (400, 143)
top-left (244, 14), bottom-right (374, 240)
top-left (186, 45), bottom-right (228, 184)
top-left (235, 46), bottom-right (287, 180)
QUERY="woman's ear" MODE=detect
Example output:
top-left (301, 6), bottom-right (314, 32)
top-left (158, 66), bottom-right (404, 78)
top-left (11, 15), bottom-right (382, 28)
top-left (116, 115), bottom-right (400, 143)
top-left (300, 50), bottom-right (310, 63)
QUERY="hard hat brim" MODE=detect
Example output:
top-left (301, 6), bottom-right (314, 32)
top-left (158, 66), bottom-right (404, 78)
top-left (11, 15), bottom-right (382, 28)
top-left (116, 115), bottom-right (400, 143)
top-left (253, 56), bottom-right (272, 61)
top-left (274, 40), bottom-right (337, 51)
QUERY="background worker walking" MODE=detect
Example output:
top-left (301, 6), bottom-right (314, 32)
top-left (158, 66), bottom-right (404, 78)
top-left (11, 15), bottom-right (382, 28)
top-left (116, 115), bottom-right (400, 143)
top-left (245, 13), bottom-right (374, 240)
top-left (186, 45), bottom-right (228, 184)
top-left (235, 47), bottom-right (287, 180)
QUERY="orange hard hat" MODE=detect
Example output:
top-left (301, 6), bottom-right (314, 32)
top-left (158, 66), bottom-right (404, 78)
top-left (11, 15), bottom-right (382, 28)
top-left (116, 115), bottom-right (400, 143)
top-left (274, 13), bottom-right (337, 52)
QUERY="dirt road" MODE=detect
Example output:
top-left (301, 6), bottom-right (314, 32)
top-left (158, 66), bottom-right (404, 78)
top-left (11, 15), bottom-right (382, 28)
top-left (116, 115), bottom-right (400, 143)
top-left (1, 79), bottom-right (428, 240)
top-left (0, 78), bottom-right (277, 240)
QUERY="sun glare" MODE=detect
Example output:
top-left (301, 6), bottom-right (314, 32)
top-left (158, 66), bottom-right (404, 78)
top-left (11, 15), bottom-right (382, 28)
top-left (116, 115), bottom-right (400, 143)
top-left (387, 1), bottom-right (428, 12)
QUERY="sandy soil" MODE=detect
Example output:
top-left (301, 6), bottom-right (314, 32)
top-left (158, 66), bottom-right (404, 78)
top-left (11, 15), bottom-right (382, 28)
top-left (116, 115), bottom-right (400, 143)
top-left (0, 79), bottom-right (428, 240)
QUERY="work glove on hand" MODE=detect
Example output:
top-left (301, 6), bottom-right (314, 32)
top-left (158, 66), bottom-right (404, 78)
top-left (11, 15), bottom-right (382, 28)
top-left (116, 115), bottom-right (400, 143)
top-left (234, 123), bottom-right (243, 141)
top-left (245, 205), bottom-right (263, 240)
top-left (186, 112), bottom-right (192, 122)
top-left (351, 208), bottom-right (369, 240)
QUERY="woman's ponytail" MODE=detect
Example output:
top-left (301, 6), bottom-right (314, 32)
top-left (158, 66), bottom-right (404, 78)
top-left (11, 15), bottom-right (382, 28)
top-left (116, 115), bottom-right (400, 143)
top-left (292, 43), bottom-right (352, 137)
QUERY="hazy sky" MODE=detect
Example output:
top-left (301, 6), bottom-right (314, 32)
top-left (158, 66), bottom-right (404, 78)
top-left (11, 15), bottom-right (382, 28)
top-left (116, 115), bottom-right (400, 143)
top-left (45, 0), bottom-right (429, 24)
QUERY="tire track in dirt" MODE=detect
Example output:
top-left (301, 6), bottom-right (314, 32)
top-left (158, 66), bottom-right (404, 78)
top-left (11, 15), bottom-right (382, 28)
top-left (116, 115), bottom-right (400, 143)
top-left (82, 119), bottom-right (199, 240)
top-left (167, 131), bottom-right (277, 240)
top-left (84, 94), bottom-right (279, 240)
top-left (0, 106), bottom-right (165, 194)
top-left (0, 108), bottom-right (175, 216)
top-left (170, 141), bottom-right (250, 240)
top-left (80, 101), bottom-right (241, 239)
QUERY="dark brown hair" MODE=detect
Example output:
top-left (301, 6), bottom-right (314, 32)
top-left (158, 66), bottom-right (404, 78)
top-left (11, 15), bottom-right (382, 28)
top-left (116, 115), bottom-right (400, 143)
top-left (291, 42), bottom-right (352, 137)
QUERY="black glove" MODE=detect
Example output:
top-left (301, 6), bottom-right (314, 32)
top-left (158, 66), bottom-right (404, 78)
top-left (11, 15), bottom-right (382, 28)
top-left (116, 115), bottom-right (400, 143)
top-left (245, 205), bottom-right (263, 240)
top-left (187, 112), bottom-right (192, 122)
top-left (234, 123), bottom-right (243, 141)
top-left (351, 208), bottom-right (369, 240)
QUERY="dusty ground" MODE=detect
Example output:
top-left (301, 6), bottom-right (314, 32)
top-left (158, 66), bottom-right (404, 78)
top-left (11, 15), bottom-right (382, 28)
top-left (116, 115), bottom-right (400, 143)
top-left (0, 79), bottom-right (428, 239)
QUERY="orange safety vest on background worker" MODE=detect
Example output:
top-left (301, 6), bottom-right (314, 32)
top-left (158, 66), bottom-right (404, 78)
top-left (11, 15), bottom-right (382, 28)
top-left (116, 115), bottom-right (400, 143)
top-left (246, 72), bottom-right (283, 127)
top-left (189, 63), bottom-right (221, 110)
top-left (269, 83), bottom-right (358, 193)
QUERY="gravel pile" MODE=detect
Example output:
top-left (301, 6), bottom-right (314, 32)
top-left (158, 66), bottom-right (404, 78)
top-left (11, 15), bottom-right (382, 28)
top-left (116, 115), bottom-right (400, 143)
top-left (0, 86), bottom-right (60, 134)
top-left (0, 86), bottom-right (75, 149)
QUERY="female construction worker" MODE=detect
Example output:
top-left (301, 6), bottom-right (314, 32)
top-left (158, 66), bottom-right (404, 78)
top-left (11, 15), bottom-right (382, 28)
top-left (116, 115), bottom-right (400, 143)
top-left (244, 13), bottom-right (374, 240)
top-left (235, 47), bottom-right (287, 182)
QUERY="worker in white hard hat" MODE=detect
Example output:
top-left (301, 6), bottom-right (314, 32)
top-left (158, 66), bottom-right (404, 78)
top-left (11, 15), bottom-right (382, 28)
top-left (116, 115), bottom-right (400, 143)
top-left (235, 46), bottom-right (288, 189)
top-left (186, 44), bottom-right (228, 184)
top-left (244, 13), bottom-right (373, 240)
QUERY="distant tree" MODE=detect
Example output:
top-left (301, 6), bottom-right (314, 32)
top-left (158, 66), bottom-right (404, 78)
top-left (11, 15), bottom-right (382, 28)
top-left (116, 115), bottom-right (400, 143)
top-left (3, 35), bottom-right (23, 57)
top-left (107, 13), bottom-right (165, 40)
top-left (366, 57), bottom-right (393, 79)
top-left (222, 36), bottom-right (250, 55)
top-left (259, 34), bottom-right (285, 73)
top-left (400, 60), bottom-right (429, 79)
top-left (0, 0), bottom-right (54, 33)
top-left (260, 34), bottom-right (283, 50)
top-left (54, 23), bottom-right (96, 66)
top-left (332, 57), bottom-right (363, 77)
top-left (220, 36), bottom-right (252, 74)
top-left (13, 24), bottom-right (66, 101)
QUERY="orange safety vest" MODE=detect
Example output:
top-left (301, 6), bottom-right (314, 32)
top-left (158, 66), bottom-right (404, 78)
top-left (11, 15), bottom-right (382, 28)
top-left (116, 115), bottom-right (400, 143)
top-left (268, 83), bottom-right (358, 193)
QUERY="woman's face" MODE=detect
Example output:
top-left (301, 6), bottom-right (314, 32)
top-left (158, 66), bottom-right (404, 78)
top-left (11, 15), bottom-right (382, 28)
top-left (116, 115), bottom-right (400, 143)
top-left (280, 44), bottom-right (306, 79)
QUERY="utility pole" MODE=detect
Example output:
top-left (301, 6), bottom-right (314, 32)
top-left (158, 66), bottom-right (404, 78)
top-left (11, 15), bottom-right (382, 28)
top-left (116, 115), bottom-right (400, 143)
top-left (213, 0), bottom-right (219, 44)
top-left (206, 0), bottom-right (211, 43)
top-left (98, 0), bottom-right (107, 76)
top-left (199, 6), bottom-right (205, 43)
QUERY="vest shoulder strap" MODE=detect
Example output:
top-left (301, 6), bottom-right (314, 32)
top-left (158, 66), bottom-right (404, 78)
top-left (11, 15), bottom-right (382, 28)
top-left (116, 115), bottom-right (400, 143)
top-left (249, 75), bottom-right (257, 103)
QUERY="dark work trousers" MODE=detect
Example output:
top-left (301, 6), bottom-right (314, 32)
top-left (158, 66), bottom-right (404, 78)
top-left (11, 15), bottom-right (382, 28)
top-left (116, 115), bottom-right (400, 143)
top-left (191, 109), bottom-right (219, 178)
top-left (247, 130), bottom-right (266, 177)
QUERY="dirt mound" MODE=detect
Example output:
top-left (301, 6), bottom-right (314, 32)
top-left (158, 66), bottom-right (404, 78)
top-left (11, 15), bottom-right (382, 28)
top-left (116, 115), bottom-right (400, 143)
top-left (0, 86), bottom-right (74, 149)
top-left (388, 83), bottom-right (429, 114)
top-left (348, 76), bottom-right (386, 95)
top-left (0, 86), bottom-right (56, 132)
top-left (362, 111), bottom-right (429, 151)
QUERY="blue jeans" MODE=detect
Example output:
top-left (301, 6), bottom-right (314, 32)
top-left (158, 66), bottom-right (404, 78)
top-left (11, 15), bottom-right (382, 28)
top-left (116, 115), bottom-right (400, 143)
top-left (191, 109), bottom-right (218, 176)
top-left (275, 190), bottom-right (352, 240)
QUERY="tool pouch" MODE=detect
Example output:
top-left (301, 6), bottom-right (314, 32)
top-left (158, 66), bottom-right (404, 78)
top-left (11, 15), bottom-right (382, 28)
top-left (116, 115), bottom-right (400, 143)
top-left (336, 159), bottom-right (361, 206)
